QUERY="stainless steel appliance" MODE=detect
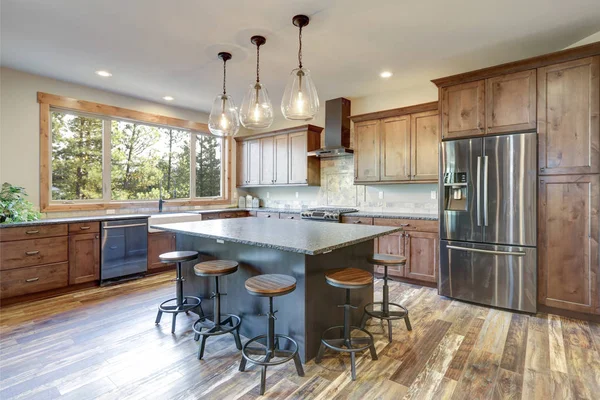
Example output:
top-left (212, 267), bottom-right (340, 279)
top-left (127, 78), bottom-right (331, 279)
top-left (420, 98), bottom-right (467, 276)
top-left (101, 219), bottom-right (148, 283)
top-left (439, 132), bottom-right (537, 313)
top-left (301, 207), bottom-right (358, 222)
top-left (307, 98), bottom-right (354, 157)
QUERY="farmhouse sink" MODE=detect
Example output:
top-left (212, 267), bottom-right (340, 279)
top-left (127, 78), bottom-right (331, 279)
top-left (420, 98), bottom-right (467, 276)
top-left (147, 213), bottom-right (203, 233)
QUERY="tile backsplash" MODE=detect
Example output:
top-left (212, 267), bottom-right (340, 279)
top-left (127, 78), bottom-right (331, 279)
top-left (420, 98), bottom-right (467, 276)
top-left (241, 157), bottom-right (438, 214)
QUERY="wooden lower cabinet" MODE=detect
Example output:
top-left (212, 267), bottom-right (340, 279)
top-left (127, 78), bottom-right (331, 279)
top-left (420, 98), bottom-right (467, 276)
top-left (404, 231), bottom-right (438, 283)
top-left (377, 232), bottom-right (405, 277)
top-left (538, 174), bottom-right (599, 315)
top-left (0, 262), bottom-right (69, 299)
top-left (68, 232), bottom-right (100, 284)
top-left (148, 231), bottom-right (177, 270)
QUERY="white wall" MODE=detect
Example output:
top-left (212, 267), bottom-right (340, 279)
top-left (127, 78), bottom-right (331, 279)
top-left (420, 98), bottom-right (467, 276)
top-left (0, 67), bottom-right (210, 209)
top-left (566, 30), bottom-right (600, 48)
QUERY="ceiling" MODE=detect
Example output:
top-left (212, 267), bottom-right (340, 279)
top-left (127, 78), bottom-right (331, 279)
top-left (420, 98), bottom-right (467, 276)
top-left (2, 0), bottom-right (600, 116)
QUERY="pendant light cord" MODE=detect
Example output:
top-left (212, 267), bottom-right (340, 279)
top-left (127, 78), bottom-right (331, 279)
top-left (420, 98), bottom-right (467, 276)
top-left (298, 25), bottom-right (303, 69)
top-left (222, 58), bottom-right (227, 95)
top-left (256, 44), bottom-right (260, 83)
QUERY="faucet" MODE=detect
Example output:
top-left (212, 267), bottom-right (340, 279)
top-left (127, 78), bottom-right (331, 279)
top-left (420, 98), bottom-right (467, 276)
top-left (158, 178), bottom-right (165, 213)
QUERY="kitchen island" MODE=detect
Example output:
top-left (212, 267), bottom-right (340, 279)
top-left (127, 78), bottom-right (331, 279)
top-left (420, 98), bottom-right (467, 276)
top-left (151, 217), bottom-right (401, 362)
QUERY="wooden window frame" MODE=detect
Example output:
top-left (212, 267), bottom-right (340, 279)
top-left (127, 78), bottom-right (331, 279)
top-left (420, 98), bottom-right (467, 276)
top-left (38, 92), bottom-right (232, 212)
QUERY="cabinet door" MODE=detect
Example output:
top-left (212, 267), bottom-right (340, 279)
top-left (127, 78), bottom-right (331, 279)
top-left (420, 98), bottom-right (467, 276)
top-left (289, 131), bottom-right (308, 184)
top-left (410, 110), bottom-right (439, 181)
top-left (274, 134), bottom-right (289, 184)
top-left (538, 56), bottom-right (599, 175)
top-left (377, 232), bottom-right (405, 278)
top-left (404, 231), bottom-right (438, 283)
top-left (68, 233), bottom-right (99, 284)
top-left (354, 120), bottom-right (380, 182)
top-left (381, 116), bottom-right (411, 181)
top-left (486, 70), bottom-right (536, 134)
top-left (247, 139), bottom-right (260, 185)
top-left (441, 80), bottom-right (485, 139)
top-left (148, 232), bottom-right (176, 270)
top-left (259, 136), bottom-right (275, 185)
top-left (237, 141), bottom-right (248, 186)
top-left (538, 174), bottom-right (599, 314)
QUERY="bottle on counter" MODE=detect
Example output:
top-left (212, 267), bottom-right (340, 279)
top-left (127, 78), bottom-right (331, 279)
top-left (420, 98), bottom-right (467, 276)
top-left (252, 197), bottom-right (260, 208)
top-left (238, 196), bottom-right (246, 208)
top-left (246, 195), bottom-right (253, 207)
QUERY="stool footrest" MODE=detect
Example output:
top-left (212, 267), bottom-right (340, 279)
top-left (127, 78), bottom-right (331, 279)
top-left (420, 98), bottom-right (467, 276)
top-left (363, 302), bottom-right (409, 320)
top-left (158, 296), bottom-right (202, 314)
top-left (193, 314), bottom-right (241, 336)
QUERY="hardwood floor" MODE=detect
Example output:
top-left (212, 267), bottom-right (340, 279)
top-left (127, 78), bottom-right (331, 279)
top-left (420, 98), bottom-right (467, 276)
top-left (1, 272), bottom-right (599, 399)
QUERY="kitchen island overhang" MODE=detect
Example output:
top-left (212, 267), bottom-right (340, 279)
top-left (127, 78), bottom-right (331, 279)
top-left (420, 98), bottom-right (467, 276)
top-left (151, 217), bottom-right (401, 362)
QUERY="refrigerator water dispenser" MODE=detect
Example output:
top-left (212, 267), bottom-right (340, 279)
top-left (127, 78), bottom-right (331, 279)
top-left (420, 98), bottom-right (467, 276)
top-left (443, 172), bottom-right (468, 211)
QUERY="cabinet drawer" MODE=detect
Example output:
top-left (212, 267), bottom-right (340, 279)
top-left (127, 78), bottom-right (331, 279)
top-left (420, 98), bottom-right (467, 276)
top-left (218, 212), bottom-right (248, 219)
top-left (0, 262), bottom-right (69, 299)
top-left (341, 217), bottom-right (373, 225)
top-left (374, 218), bottom-right (438, 233)
top-left (256, 212), bottom-right (280, 219)
top-left (202, 213), bottom-right (220, 221)
top-left (69, 222), bottom-right (100, 234)
top-left (0, 224), bottom-right (68, 242)
top-left (280, 213), bottom-right (301, 220)
top-left (0, 237), bottom-right (69, 270)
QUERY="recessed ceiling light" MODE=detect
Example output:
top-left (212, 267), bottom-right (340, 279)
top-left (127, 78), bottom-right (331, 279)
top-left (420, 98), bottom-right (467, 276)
top-left (163, 96), bottom-right (174, 101)
top-left (95, 70), bottom-right (112, 77)
top-left (380, 71), bottom-right (393, 78)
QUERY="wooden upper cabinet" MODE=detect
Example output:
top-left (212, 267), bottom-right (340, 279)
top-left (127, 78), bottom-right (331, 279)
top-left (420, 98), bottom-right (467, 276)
top-left (288, 131), bottom-right (308, 184)
top-left (441, 80), bottom-right (485, 139)
top-left (247, 140), bottom-right (260, 185)
top-left (538, 174), bottom-right (599, 314)
top-left (486, 70), bottom-right (536, 134)
top-left (274, 134), bottom-right (288, 184)
top-left (68, 232), bottom-right (99, 284)
top-left (538, 56), bottom-right (599, 175)
top-left (411, 110), bottom-right (439, 181)
top-left (259, 137), bottom-right (274, 185)
top-left (354, 120), bottom-right (380, 182)
top-left (380, 116), bottom-right (410, 181)
top-left (404, 231), bottom-right (438, 283)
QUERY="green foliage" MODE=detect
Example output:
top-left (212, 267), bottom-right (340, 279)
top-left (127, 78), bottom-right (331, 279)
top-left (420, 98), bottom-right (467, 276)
top-left (196, 135), bottom-right (222, 197)
top-left (0, 183), bottom-right (41, 223)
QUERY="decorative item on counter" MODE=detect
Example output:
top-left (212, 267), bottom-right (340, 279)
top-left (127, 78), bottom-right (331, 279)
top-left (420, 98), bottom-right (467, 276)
top-left (246, 194), bottom-right (253, 207)
top-left (238, 196), bottom-right (246, 208)
top-left (252, 197), bottom-right (260, 208)
top-left (0, 182), bottom-right (41, 223)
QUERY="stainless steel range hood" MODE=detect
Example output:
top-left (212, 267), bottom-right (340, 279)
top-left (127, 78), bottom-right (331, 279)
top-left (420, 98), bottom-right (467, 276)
top-left (308, 98), bottom-right (353, 157)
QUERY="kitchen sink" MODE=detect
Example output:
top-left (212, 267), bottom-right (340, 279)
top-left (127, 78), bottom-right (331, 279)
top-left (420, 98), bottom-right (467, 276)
top-left (147, 213), bottom-right (203, 233)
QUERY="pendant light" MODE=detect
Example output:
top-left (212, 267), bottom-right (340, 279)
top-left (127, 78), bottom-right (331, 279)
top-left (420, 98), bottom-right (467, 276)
top-left (208, 52), bottom-right (240, 137)
top-left (240, 36), bottom-right (274, 129)
top-left (281, 15), bottom-right (319, 121)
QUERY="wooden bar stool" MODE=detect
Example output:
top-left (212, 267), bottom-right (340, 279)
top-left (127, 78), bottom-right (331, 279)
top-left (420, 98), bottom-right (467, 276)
top-left (315, 268), bottom-right (378, 381)
top-left (239, 274), bottom-right (304, 395)
top-left (361, 254), bottom-right (412, 342)
top-left (192, 260), bottom-right (242, 360)
top-left (154, 251), bottom-right (203, 334)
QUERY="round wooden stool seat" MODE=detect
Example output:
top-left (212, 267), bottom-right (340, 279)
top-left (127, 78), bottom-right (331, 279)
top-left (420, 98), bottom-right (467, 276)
top-left (194, 260), bottom-right (239, 276)
top-left (245, 274), bottom-right (296, 297)
top-left (159, 251), bottom-right (198, 263)
top-left (368, 253), bottom-right (407, 266)
top-left (325, 268), bottom-right (373, 289)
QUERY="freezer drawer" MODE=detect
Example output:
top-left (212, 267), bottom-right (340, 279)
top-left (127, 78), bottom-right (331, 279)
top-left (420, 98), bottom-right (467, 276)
top-left (439, 240), bottom-right (536, 313)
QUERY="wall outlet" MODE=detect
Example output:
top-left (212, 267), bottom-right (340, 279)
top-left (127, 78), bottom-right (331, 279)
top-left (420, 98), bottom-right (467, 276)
top-left (295, 192), bottom-right (299, 199)
top-left (378, 191), bottom-right (384, 200)
top-left (431, 190), bottom-right (437, 200)
top-left (106, 209), bottom-right (116, 214)
top-left (216, 239), bottom-right (224, 244)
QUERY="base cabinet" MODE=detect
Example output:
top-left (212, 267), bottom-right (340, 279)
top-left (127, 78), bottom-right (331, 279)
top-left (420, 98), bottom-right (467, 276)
top-left (148, 231), bottom-right (177, 271)
top-left (377, 232), bottom-right (405, 278)
top-left (404, 231), bottom-right (438, 283)
top-left (69, 232), bottom-right (100, 284)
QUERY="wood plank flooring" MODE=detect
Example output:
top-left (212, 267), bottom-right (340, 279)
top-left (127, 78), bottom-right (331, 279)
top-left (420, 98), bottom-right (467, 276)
top-left (1, 272), bottom-right (599, 399)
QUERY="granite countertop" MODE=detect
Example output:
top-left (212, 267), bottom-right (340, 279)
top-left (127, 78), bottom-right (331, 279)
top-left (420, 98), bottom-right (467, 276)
top-left (151, 218), bottom-right (401, 255)
top-left (0, 214), bottom-right (150, 228)
top-left (350, 211), bottom-right (438, 220)
top-left (188, 207), bottom-right (303, 215)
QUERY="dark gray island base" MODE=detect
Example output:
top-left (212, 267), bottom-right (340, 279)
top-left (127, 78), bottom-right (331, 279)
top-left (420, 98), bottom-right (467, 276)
top-left (152, 218), bottom-right (400, 362)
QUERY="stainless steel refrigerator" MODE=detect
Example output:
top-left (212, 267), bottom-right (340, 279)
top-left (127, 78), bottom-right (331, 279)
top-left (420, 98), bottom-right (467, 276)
top-left (439, 132), bottom-right (537, 313)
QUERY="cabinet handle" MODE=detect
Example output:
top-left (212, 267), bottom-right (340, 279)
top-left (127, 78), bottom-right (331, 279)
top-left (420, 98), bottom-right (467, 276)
top-left (400, 224), bottom-right (410, 227)
top-left (225, 215), bottom-right (232, 218)
top-left (79, 226), bottom-right (91, 230)
top-left (95, 235), bottom-right (99, 239)
top-left (25, 277), bottom-right (40, 283)
top-left (540, 168), bottom-right (545, 172)
top-left (25, 230), bottom-right (39, 235)
top-left (353, 221), bottom-right (362, 224)
top-left (25, 250), bottom-right (40, 256)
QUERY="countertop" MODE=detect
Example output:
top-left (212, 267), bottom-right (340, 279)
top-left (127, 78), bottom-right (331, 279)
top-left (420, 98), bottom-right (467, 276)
top-left (0, 214), bottom-right (150, 228)
top-left (151, 217), bottom-right (401, 255)
top-left (190, 208), bottom-right (439, 220)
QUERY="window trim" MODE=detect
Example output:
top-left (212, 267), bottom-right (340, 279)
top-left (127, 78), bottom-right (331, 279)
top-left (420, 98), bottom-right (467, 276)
top-left (39, 92), bottom-right (231, 212)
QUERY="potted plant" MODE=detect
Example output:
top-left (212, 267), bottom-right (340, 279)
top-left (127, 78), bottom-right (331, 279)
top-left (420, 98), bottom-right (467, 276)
top-left (0, 183), bottom-right (41, 223)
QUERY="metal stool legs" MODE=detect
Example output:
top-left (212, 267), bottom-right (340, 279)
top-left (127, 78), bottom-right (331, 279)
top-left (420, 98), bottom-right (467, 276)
top-left (316, 289), bottom-right (377, 381)
top-left (239, 297), bottom-right (304, 395)
top-left (361, 266), bottom-right (411, 342)
top-left (155, 261), bottom-right (203, 334)
top-left (193, 275), bottom-right (241, 359)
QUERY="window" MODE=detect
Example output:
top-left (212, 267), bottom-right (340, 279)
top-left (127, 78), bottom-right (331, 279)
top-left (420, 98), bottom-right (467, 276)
top-left (40, 92), bottom-right (229, 211)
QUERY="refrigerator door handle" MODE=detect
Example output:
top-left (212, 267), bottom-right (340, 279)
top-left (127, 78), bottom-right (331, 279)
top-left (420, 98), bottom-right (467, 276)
top-left (446, 245), bottom-right (526, 257)
top-left (476, 156), bottom-right (481, 226)
top-left (483, 155), bottom-right (489, 226)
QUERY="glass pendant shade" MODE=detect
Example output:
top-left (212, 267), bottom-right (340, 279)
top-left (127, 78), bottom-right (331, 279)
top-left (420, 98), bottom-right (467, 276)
top-left (208, 93), bottom-right (239, 137)
top-left (240, 82), bottom-right (273, 129)
top-left (281, 67), bottom-right (319, 121)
